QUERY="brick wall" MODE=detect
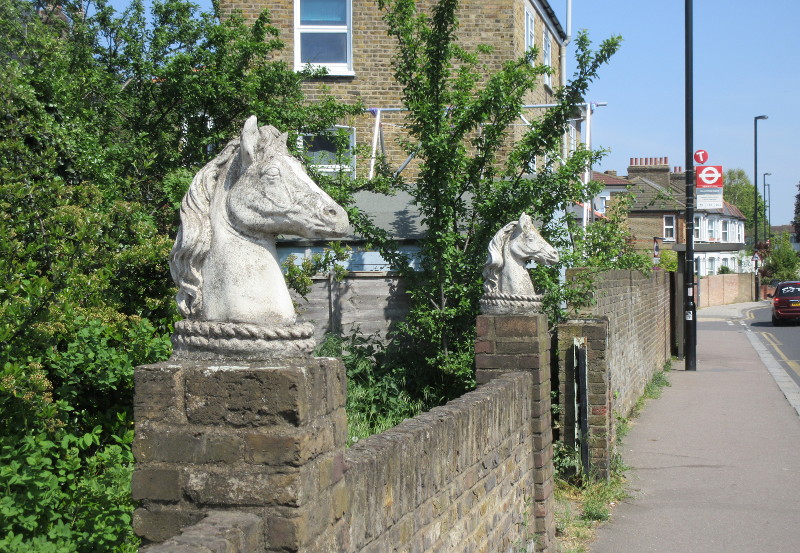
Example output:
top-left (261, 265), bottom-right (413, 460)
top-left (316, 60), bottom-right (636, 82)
top-left (557, 269), bottom-right (672, 477)
top-left (697, 273), bottom-right (753, 307)
top-left (576, 269), bottom-right (672, 418)
top-left (133, 313), bottom-right (556, 552)
top-left (132, 358), bottom-right (349, 551)
top-left (556, 320), bottom-right (612, 478)
top-left (346, 371), bottom-right (547, 553)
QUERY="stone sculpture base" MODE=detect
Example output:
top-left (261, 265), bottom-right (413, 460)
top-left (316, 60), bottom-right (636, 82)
top-left (170, 319), bottom-right (316, 360)
top-left (479, 293), bottom-right (543, 315)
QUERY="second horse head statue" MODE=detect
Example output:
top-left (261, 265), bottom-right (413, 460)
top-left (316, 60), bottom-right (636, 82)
top-left (479, 213), bottom-right (559, 315)
top-left (169, 115), bottom-right (350, 360)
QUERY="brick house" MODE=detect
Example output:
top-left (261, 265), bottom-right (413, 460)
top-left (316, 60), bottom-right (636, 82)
top-left (594, 157), bottom-right (748, 276)
top-left (219, 0), bottom-right (573, 179)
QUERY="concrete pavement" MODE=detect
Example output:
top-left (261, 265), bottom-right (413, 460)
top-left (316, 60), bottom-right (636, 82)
top-left (589, 302), bottom-right (800, 553)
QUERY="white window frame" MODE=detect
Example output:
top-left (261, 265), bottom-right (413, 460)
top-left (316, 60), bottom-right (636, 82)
top-left (524, 7), bottom-right (536, 65)
top-left (708, 218), bottom-right (717, 241)
top-left (301, 125), bottom-right (356, 177)
top-left (663, 215), bottom-right (675, 241)
top-left (542, 28), bottom-right (552, 88)
top-left (294, 0), bottom-right (354, 76)
top-left (694, 215), bottom-right (702, 241)
top-left (568, 122), bottom-right (577, 153)
top-left (721, 220), bottom-right (729, 242)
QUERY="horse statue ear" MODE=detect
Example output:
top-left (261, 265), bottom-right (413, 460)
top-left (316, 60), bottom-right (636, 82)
top-left (518, 212), bottom-right (532, 229)
top-left (240, 115), bottom-right (260, 171)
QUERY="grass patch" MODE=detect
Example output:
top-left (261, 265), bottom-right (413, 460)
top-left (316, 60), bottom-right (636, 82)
top-left (554, 473), bottom-right (627, 552)
top-left (553, 360), bottom-right (673, 552)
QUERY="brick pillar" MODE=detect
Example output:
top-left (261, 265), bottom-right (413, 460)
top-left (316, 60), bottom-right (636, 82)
top-left (475, 314), bottom-right (554, 552)
top-left (557, 319), bottom-right (612, 480)
top-left (132, 358), bottom-right (348, 552)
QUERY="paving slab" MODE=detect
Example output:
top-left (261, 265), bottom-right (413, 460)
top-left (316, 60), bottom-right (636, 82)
top-left (589, 304), bottom-right (800, 553)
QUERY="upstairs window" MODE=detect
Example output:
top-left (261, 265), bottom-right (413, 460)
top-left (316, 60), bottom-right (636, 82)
top-left (524, 7), bottom-right (535, 65)
top-left (295, 0), bottom-right (353, 75)
top-left (693, 215), bottom-right (702, 240)
top-left (542, 29), bottom-right (552, 87)
top-left (708, 219), bottom-right (717, 240)
top-left (568, 122), bottom-right (577, 153)
top-left (721, 220), bottom-right (729, 242)
top-left (663, 215), bottom-right (675, 241)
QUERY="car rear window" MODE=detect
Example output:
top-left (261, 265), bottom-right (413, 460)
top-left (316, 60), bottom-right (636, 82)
top-left (778, 283), bottom-right (800, 296)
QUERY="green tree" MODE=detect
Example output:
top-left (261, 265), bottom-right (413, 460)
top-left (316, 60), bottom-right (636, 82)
top-left (723, 168), bottom-right (763, 244)
top-left (763, 233), bottom-right (799, 281)
top-left (328, 0), bottom-right (627, 399)
top-left (0, 0), bottom-right (359, 550)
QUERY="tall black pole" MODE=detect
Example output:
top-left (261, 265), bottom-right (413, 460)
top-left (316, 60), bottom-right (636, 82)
top-left (684, 0), bottom-right (696, 370)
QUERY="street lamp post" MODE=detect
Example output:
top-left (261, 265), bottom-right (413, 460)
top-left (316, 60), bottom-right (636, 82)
top-left (768, 181), bottom-right (772, 239)
top-left (763, 172), bottom-right (771, 240)
top-left (754, 115), bottom-right (768, 300)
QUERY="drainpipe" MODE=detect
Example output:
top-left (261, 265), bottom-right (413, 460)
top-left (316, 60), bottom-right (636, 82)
top-left (561, 0), bottom-right (572, 161)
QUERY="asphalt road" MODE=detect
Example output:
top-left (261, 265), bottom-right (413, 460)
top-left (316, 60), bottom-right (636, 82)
top-left (746, 303), bottom-right (800, 389)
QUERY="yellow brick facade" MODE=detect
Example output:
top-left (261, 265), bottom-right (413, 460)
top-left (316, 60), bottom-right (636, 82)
top-left (220, 0), bottom-right (565, 177)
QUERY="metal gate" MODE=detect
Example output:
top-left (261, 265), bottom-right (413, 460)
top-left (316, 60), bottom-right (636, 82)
top-left (572, 338), bottom-right (590, 477)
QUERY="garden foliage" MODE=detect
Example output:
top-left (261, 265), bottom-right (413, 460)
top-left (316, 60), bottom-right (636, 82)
top-left (323, 0), bottom-right (644, 427)
top-left (0, 0), bottom-right (358, 549)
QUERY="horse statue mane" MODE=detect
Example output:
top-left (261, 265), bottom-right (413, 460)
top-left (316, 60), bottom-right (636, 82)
top-left (169, 116), bottom-right (349, 360)
top-left (479, 213), bottom-right (559, 315)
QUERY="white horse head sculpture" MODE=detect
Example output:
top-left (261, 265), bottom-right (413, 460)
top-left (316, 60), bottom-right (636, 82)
top-left (169, 116), bottom-right (349, 359)
top-left (480, 213), bottom-right (559, 314)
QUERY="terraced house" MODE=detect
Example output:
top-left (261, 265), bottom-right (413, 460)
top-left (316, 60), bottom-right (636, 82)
top-left (594, 157), bottom-right (748, 276)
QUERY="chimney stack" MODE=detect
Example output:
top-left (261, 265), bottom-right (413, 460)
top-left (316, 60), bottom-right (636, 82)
top-left (627, 155), bottom-right (671, 188)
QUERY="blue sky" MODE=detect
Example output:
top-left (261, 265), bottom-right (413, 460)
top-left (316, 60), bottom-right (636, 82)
top-left (109, 0), bottom-right (800, 226)
top-left (561, 0), bottom-right (800, 226)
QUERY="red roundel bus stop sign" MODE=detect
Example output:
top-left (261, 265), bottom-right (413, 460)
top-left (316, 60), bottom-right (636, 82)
top-left (696, 165), bottom-right (723, 188)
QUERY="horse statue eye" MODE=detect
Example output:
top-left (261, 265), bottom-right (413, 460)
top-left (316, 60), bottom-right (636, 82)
top-left (262, 166), bottom-right (280, 178)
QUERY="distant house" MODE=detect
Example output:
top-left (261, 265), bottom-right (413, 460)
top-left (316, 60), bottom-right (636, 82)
top-left (593, 157), bottom-right (748, 276)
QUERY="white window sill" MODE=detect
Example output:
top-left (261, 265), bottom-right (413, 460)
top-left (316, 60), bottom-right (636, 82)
top-left (296, 64), bottom-right (355, 77)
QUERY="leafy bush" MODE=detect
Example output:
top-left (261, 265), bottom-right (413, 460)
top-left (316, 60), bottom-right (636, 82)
top-left (0, 317), bottom-right (170, 552)
top-left (0, 427), bottom-right (138, 553)
top-left (317, 332), bottom-right (434, 444)
top-left (0, 0), bottom-right (360, 548)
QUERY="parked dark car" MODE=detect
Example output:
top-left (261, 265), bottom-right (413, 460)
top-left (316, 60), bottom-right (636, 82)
top-left (770, 281), bottom-right (800, 325)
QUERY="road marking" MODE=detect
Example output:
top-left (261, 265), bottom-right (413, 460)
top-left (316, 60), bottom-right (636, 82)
top-left (747, 333), bottom-right (800, 418)
top-left (758, 331), bottom-right (800, 380)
